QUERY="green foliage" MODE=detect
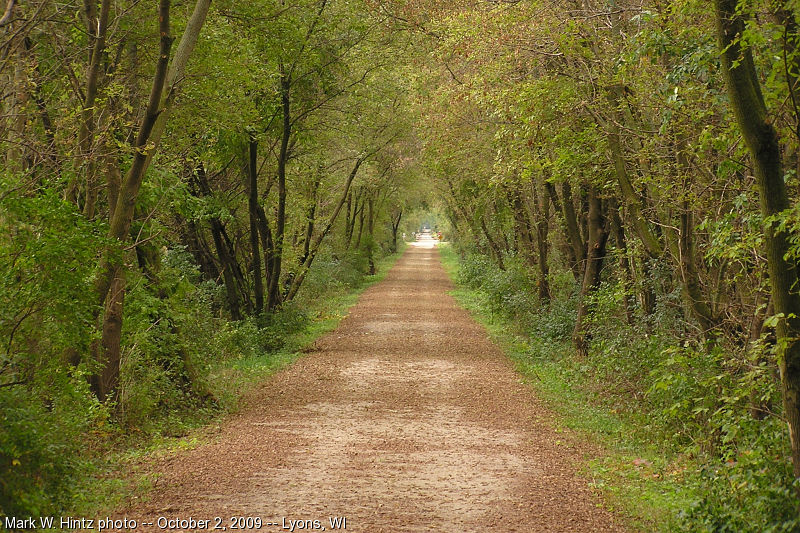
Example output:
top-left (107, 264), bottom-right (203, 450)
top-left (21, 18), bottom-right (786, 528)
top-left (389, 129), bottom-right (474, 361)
top-left (117, 244), bottom-right (315, 431)
top-left (8, 0), bottom-right (800, 524)
top-left (0, 176), bottom-right (107, 517)
top-left (0, 371), bottom-right (105, 518)
top-left (444, 243), bottom-right (800, 531)
top-left (454, 243), bottom-right (576, 341)
top-left (0, 223), bottom-right (399, 517)
top-left (295, 250), bottom-right (373, 297)
top-left (643, 340), bottom-right (797, 532)
top-left (0, 0), bottom-right (420, 515)
top-left (681, 444), bottom-right (800, 533)
top-left (0, 178), bottom-right (102, 366)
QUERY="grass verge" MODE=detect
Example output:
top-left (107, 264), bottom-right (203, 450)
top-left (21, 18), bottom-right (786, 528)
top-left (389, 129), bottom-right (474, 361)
top-left (437, 243), bottom-right (693, 532)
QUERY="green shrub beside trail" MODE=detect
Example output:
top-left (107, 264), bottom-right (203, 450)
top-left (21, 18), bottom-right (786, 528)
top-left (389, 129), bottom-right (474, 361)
top-left (0, 227), bottom-right (403, 520)
top-left (439, 243), bottom-right (799, 533)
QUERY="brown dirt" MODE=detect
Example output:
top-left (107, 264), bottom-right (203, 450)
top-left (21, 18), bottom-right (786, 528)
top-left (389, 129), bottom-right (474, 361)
top-left (122, 242), bottom-right (629, 532)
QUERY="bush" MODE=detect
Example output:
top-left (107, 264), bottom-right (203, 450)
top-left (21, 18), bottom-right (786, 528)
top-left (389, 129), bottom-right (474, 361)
top-left (0, 178), bottom-right (105, 517)
top-left (680, 430), bottom-right (800, 533)
top-left (531, 295), bottom-right (577, 341)
top-left (0, 373), bottom-right (104, 517)
top-left (117, 248), bottom-right (218, 430)
top-left (455, 245), bottom-right (577, 342)
top-left (291, 245), bottom-right (390, 305)
top-left (447, 241), bottom-right (800, 531)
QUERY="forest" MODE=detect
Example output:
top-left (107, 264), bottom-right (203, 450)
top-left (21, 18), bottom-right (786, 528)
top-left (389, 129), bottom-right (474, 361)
top-left (3, 0), bottom-right (800, 530)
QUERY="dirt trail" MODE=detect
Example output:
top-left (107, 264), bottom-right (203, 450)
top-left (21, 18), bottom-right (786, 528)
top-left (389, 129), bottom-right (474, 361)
top-left (124, 241), bottom-right (627, 532)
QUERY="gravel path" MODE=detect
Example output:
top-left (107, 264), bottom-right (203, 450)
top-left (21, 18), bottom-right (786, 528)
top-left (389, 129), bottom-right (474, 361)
top-left (123, 241), bottom-right (628, 532)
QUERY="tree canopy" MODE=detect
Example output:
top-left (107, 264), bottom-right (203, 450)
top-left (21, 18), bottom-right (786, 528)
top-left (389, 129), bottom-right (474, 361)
top-left (4, 0), bottom-right (800, 528)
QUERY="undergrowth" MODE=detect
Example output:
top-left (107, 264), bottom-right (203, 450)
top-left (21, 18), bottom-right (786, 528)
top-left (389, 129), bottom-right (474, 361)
top-left (438, 243), bottom-right (799, 533)
top-left (1, 235), bottom-right (404, 521)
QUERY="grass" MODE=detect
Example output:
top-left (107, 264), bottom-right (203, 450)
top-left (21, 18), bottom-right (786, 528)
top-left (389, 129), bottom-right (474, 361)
top-left (437, 243), bottom-right (693, 532)
top-left (71, 246), bottom-right (407, 520)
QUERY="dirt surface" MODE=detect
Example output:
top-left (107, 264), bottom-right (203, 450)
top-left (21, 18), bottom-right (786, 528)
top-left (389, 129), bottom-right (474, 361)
top-left (123, 240), bottom-right (628, 532)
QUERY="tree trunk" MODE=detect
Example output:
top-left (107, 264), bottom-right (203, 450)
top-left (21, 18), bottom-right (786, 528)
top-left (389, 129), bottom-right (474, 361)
top-left (559, 181), bottom-right (586, 280)
top-left (678, 200), bottom-right (716, 336)
top-left (94, 0), bottom-right (172, 311)
top-left (344, 190), bottom-right (352, 246)
top-left (494, 199), bottom-right (512, 255)
top-left (178, 214), bottom-right (220, 282)
top-left (221, 218), bottom-right (253, 314)
top-left (715, 0), bottom-right (800, 484)
top-left (480, 213), bottom-right (505, 271)
top-left (367, 193), bottom-right (376, 275)
top-left (91, 149), bottom-right (125, 402)
top-left (78, 0), bottom-right (111, 219)
top-left (247, 135), bottom-right (264, 315)
top-left (194, 165), bottom-right (243, 320)
top-left (390, 207), bottom-right (403, 253)
top-left (445, 176), bottom-right (484, 252)
top-left (92, 271), bottom-right (125, 402)
top-left (608, 196), bottom-right (634, 325)
top-left (544, 180), bottom-right (577, 273)
top-left (510, 188), bottom-right (537, 267)
top-left (599, 110), bottom-right (660, 319)
top-left (300, 171), bottom-right (322, 265)
top-left (355, 199), bottom-right (365, 248)
top-left (140, 0), bottom-right (212, 173)
top-left (268, 66), bottom-right (291, 310)
top-left (573, 187), bottom-right (609, 357)
top-left (606, 85), bottom-right (664, 259)
top-left (256, 205), bottom-right (275, 296)
top-left (89, 0), bottom-right (172, 400)
top-left (532, 181), bottom-right (551, 303)
top-left (94, 0), bottom-right (211, 310)
top-left (346, 190), bottom-right (362, 250)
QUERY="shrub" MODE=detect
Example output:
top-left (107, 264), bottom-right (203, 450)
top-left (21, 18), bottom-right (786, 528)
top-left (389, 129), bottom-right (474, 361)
top-left (0, 372), bottom-right (104, 517)
top-left (680, 430), bottom-right (800, 533)
top-left (0, 178), bottom-right (105, 517)
top-left (448, 240), bottom-right (800, 530)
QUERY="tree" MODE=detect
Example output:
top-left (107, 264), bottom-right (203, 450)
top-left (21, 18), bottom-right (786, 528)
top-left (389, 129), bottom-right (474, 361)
top-left (714, 0), bottom-right (800, 486)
